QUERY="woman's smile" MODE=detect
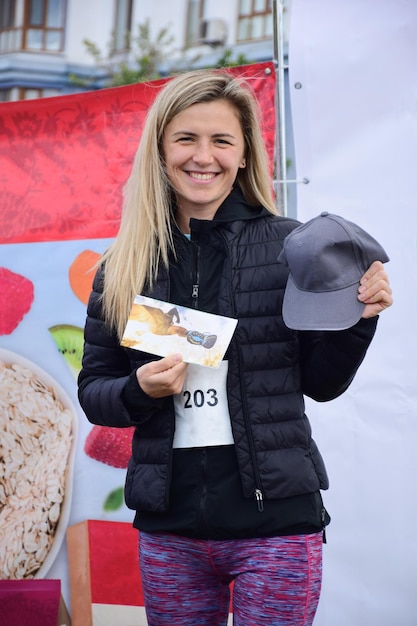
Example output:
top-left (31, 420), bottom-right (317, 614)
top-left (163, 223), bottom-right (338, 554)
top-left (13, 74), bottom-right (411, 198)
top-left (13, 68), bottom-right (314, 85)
top-left (186, 171), bottom-right (219, 182)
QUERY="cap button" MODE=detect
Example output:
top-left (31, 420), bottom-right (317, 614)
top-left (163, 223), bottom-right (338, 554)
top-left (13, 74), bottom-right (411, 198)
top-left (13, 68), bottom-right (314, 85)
top-left (320, 211), bottom-right (329, 217)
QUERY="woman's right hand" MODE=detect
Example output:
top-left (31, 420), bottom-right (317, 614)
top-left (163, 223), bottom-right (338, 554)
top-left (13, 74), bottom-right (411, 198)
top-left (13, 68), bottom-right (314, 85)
top-left (136, 354), bottom-right (188, 398)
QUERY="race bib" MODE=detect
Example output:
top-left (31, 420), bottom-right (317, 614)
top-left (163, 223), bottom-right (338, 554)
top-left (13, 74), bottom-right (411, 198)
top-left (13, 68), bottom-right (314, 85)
top-left (173, 361), bottom-right (234, 448)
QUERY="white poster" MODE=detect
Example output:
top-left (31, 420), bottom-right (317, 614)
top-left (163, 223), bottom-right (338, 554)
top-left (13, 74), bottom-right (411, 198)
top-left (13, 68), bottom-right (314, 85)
top-left (289, 1), bottom-right (417, 624)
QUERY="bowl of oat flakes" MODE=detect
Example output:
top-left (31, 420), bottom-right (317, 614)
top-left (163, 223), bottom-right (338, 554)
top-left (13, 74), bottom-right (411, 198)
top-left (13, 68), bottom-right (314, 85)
top-left (0, 348), bottom-right (78, 579)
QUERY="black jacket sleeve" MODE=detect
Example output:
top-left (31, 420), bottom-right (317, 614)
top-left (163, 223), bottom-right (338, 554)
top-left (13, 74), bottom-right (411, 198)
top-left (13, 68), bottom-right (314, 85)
top-left (299, 316), bottom-right (378, 402)
top-left (77, 267), bottom-right (165, 428)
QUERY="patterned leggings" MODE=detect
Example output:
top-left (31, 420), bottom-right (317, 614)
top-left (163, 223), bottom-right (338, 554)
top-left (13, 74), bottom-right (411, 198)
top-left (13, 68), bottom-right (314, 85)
top-left (139, 531), bottom-right (323, 626)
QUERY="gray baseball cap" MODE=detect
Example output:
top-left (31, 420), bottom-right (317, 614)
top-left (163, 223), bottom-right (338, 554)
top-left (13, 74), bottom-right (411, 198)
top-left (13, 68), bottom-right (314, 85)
top-left (278, 211), bottom-right (390, 331)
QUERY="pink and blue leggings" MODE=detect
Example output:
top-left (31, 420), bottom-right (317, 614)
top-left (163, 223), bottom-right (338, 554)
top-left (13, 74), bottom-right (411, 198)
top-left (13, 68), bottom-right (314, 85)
top-left (139, 531), bottom-right (323, 625)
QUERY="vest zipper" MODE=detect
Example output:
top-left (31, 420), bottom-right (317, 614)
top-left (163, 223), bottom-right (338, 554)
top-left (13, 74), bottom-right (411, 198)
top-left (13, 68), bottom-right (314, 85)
top-left (255, 489), bottom-right (264, 512)
top-left (198, 449), bottom-right (209, 530)
top-left (190, 240), bottom-right (210, 529)
top-left (191, 243), bottom-right (200, 309)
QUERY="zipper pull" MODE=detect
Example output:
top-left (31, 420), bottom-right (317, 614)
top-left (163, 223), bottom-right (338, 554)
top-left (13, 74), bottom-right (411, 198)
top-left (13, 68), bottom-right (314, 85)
top-left (192, 284), bottom-right (199, 299)
top-left (255, 489), bottom-right (264, 512)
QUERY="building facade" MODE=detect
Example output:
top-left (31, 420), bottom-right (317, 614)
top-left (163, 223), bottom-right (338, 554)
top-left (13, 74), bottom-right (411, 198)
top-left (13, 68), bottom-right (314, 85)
top-left (0, 0), bottom-right (282, 101)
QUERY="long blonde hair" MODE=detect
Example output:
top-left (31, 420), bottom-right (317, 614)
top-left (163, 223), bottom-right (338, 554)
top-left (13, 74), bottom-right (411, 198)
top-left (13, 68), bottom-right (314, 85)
top-left (101, 69), bottom-right (279, 337)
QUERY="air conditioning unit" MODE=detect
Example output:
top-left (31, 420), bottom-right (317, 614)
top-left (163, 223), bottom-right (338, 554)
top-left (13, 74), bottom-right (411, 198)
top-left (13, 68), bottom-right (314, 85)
top-left (199, 18), bottom-right (227, 47)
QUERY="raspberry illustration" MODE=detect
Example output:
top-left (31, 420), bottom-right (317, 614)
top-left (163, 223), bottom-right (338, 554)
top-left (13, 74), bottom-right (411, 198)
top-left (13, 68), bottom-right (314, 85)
top-left (0, 267), bottom-right (34, 335)
top-left (84, 425), bottom-right (135, 469)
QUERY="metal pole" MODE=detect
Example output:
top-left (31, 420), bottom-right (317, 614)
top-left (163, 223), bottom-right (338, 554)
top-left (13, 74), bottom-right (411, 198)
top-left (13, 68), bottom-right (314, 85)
top-left (272, 0), bottom-right (288, 215)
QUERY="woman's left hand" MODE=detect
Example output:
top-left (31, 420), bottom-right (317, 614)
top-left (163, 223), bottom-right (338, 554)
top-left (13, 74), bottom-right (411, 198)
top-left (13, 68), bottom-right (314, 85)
top-left (358, 260), bottom-right (393, 318)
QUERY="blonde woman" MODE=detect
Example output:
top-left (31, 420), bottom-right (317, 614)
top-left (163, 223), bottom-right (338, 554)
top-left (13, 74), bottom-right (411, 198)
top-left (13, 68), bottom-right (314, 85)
top-left (78, 69), bottom-right (392, 625)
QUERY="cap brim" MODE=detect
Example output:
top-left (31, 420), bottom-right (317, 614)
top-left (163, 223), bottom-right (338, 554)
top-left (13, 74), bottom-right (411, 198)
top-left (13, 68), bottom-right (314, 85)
top-left (282, 274), bottom-right (366, 331)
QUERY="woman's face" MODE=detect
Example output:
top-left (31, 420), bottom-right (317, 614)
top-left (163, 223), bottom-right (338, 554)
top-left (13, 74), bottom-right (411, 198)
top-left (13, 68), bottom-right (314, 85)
top-left (162, 99), bottom-right (246, 229)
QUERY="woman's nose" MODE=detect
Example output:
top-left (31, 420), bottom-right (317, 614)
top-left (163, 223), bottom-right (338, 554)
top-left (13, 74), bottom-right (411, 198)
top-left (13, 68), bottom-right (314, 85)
top-left (192, 141), bottom-right (214, 165)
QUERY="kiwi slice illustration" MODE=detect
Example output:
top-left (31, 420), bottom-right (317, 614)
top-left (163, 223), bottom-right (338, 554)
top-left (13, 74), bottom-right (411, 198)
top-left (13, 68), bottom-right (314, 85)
top-left (49, 324), bottom-right (84, 380)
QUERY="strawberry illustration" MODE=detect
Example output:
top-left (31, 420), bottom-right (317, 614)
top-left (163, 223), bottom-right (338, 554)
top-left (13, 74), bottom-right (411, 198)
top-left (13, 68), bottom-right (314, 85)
top-left (0, 267), bottom-right (34, 335)
top-left (84, 425), bottom-right (135, 469)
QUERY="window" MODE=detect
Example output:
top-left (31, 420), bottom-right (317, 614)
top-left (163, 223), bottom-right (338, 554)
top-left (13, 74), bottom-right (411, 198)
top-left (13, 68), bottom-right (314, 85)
top-left (0, 88), bottom-right (12, 101)
top-left (0, 0), bottom-right (66, 53)
top-left (113, 0), bottom-right (133, 52)
top-left (20, 86), bottom-right (60, 98)
top-left (185, 0), bottom-right (204, 47)
top-left (0, 0), bottom-right (21, 52)
top-left (25, 0), bottom-right (66, 51)
top-left (0, 86), bottom-right (60, 101)
top-left (0, 1), bottom-right (15, 28)
top-left (237, 0), bottom-right (273, 42)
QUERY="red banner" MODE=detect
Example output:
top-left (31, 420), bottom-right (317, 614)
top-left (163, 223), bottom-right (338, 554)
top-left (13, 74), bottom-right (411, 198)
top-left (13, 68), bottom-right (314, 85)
top-left (0, 62), bottom-right (276, 245)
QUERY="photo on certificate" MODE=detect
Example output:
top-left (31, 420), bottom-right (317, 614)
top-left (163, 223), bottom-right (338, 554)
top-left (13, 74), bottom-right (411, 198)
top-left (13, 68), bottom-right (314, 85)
top-left (121, 295), bottom-right (238, 368)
